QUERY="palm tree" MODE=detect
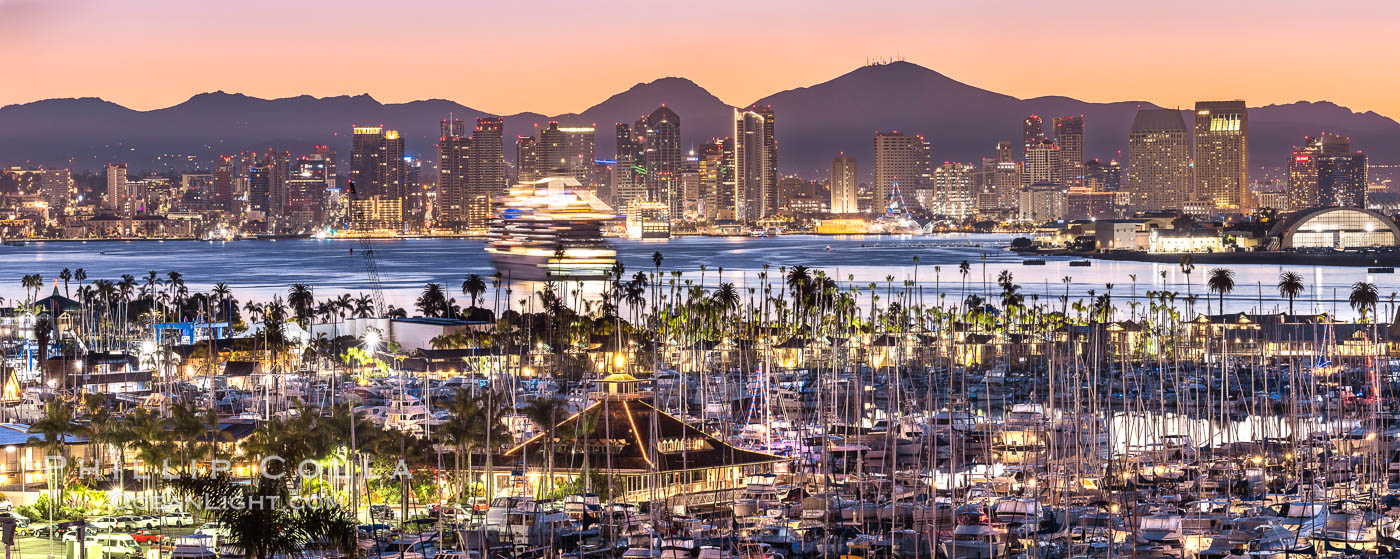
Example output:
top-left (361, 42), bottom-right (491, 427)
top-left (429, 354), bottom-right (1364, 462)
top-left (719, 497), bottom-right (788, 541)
top-left (417, 283), bottom-right (450, 317)
top-left (522, 396), bottom-right (570, 497)
top-left (288, 283), bottom-right (315, 325)
top-left (353, 294), bottom-right (375, 318)
top-left (1350, 281), bottom-right (1379, 322)
top-left (59, 268), bottom-right (72, 299)
top-left (1207, 268), bottom-right (1235, 315)
top-left (1277, 271), bottom-right (1305, 315)
top-left (461, 274), bottom-right (487, 310)
top-left (1179, 255), bottom-right (1195, 314)
top-left (212, 282), bottom-right (233, 322)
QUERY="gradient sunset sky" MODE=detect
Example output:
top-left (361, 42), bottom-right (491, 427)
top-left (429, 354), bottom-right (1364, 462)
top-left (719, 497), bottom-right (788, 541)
top-left (3, 0), bottom-right (1398, 119)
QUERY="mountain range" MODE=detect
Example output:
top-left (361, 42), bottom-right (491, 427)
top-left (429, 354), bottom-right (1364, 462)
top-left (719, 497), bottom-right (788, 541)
top-left (2, 61), bottom-right (1398, 176)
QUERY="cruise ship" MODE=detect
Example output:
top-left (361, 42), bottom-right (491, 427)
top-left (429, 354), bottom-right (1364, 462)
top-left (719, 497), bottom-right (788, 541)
top-left (485, 177), bottom-right (619, 282)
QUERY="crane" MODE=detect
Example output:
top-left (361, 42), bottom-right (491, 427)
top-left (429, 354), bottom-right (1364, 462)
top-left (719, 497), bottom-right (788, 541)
top-left (345, 181), bottom-right (387, 317)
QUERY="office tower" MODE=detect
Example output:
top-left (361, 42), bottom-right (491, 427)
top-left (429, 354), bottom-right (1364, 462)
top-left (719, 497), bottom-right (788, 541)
top-left (613, 124), bottom-right (647, 209)
top-left (248, 164), bottom-right (270, 214)
top-left (1023, 115), bottom-right (1044, 156)
top-left (699, 139), bottom-right (732, 221)
top-left (437, 118), bottom-right (469, 226)
top-left (1289, 133), bottom-right (1364, 208)
top-left (40, 168), bottom-right (71, 211)
top-left (995, 141), bottom-right (1014, 164)
top-left (933, 162), bottom-right (975, 219)
top-left (733, 105), bottom-right (777, 222)
top-left (311, 144), bottom-right (337, 188)
top-left (465, 117), bottom-right (505, 230)
top-left (213, 156), bottom-right (234, 211)
top-left (1024, 139), bottom-right (1060, 186)
top-left (976, 141), bottom-right (1021, 211)
top-left (831, 154), bottom-right (858, 214)
top-left (539, 122), bottom-right (596, 184)
top-left (105, 163), bottom-right (127, 214)
top-left (681, 156), bottom-right (701, 218)
top-left (1126, 109), bottom-right (1191, 211)
top-left (516, 136), bottom-right (540, 183)
top-left (349, 126), bottom-right (406, 231)
top-left (1019, 182), bottom-right (1068, 222)
top-left (265, 150), bottom-right (291, 227)
top-left (1053, 116), bottom-right (1084, 187)
top-left (1193, 101), bottom-right (1249, 208)
top-left (637, 106), bottom-right (682, 215)
top-left (403, 155), bottom-right (426, 230)
top-left (872, 131), bottom-right (930, 211)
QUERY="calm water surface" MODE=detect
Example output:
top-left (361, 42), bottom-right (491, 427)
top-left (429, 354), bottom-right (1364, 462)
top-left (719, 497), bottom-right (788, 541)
top-left (0, 234), bottom-right (1394, 320)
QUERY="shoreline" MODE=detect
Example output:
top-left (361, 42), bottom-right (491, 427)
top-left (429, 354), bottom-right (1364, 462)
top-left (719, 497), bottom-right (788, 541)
top-left (1084, 250), bottom-right (1400, 268)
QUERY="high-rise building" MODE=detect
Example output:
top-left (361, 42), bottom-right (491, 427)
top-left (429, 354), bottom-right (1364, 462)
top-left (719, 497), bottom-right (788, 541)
top-left (1019, 182), bottom-right (1068, 223)
top-left (613, 124), bottom-right (647, 210)
top-left (105, 163), bottom-right (128, 214)
top-left (830, 154), bottom-right (858, 214)
top-left (637, 107), bottom-right (682, 215)
top-left (465, 117), bottom-right (505, 230)
top-left (976, 141), bottom-right (1021, 211)
top-left (1192, 101), bottom-right (1249, 208)
top-left (539, 123), bottom-right (596, 185)
top-left (311, 145), bottom-right (337, 188)
top-left (213, 156), bottom-right (234, 212)
top-left (437, 118), bottom-right (470, 226)
top-left (1289, 133), bottom-right (1365, 208)
top-left (1023, 115), bottom-right (1044, 157)
top-left (515, 136), bottom-right (540, 183)
top-left (1083, 158), bottom-right (1122, 192)
top-left (699, 139), bottom-right (733, 221)
top-left (733, 106), bottom-right (777, 222)
top-left (349, 126), bottom-right (406, 231)
top-left (1024, 139), bottom-right (1060, 186)
top-left (39, 168), bottom-right (71, 211)
top-left (872, 131), bottom-right (929, 211)
top-left (287, 155), bottom-right (328, 227)
top-left (1053, 116), bottom-right (1084, 187)
top-left (1126, 109), bottom-right (1191, 211)
top-left (932, 162), bottom-right (975, 219)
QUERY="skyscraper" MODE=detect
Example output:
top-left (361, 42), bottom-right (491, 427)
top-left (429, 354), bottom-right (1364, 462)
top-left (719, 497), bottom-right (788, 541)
top-left (1193, 101), bottom-right (1249, 208)
top-left (105, 163), bottom-right (128, 214)
top-left (539, 123), bottom-right (597, 185)
top-left (287, 155), bottom-right (328, 226)
top-left (1289, 133), bottom-right (1364, 208)
top-left (733, 105), bottom-right (777, 222)
top-left (437, 118), bottom-right (469, 226)
top-left (39, 168), bottom-right (71, 212)
top-left (349, 126), bottom-right (406, 231)
top-left (1053, 116), bottom-right (1084, 188)
top-left (699, 139), bottom-right (733, 221)
top-left (1126, 109), bottom-right (1191, 211)
top-left (638, 107), bottom-right (682, 216)
top-left (465, 117), bottom-right (505, 230)
top-left (873, 131), bottom-right (930, 211)
top-left (830, 154), bottom-right (858, 214)
top-left (613, 124), bottom-right (647, 209)
top-left (1024, 139), bottom-right (1060, 186)
top-left (515, 136), bottom-right (540, 183)
top-left (1023, 115), bottom-right (1044, 157)
top-left (933, 162), bottom-right (975, 219)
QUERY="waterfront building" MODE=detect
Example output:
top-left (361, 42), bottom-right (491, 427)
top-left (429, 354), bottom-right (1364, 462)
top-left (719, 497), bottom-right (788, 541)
top-left (349, 126), bottom-right (406, 232)
top-left (733, 106), bottom-right (777, 222)
top-left (1067, 189), bottom-right (1118, 221)
top-left (465, 117), bottom-right (505, 231)
top-left (287, 155), bottom-right (329, 228)
top-left (612, 124), bottom-right (647, 210)
top-left (1018, 181), bottom-right (1067, 223)
top-left (931, 162), bottom-right (974, 219)
top-left (1053, 115), bottom-right (1084, 188)
top-left (873, 131), bottom-right (930, 212)
top-left (830, 154), bottom-right (858, 214)
top-left (1126, 109), bottom-right (1191, 211)
top-left (1269, 206), bottom-right (1400, 249)
top-left (699, 139), bottom-right (733, 221)
top-left (1290, 133), bottom-right (1367, 209)
top-left (1193, 100), bottom-right (1249, 209)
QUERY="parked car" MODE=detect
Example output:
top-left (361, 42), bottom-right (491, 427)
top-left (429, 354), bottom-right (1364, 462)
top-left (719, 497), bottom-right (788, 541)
top-left (89, 517), bottom-right (120, 531)
top-left (160, 512), bottom-right (194, 527)
top-left (130, 530), bottom-right (169, 545)
top-left (194, 522), bottom-right (230, 539)
top-left (27, 524), bottom-right (59, 537)
top-left (129, 516), bottom-right (160, 530)
top-left (0, 511), bottom-right (30, 528)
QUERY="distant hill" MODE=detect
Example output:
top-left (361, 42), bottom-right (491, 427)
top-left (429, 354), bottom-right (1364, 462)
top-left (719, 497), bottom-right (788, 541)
top-left (2, 61), bottom-right (1397, 176)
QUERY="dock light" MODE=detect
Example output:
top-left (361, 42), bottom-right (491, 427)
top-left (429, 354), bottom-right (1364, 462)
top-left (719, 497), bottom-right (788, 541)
top-left (365, 331), bottom-right (380, 349)
top-left (1110, 504), bottom-right (1120, 514)
top-left (613, 353), bottom-right (626, 370)
top-left (1366, 432), bottom-right (1378, 441)
top-left (1250, 455), bottom-right (1263, 465)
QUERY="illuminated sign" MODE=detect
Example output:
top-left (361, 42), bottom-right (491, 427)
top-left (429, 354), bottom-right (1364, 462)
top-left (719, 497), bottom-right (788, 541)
top-left (656, 438), bottom-right (708, 454)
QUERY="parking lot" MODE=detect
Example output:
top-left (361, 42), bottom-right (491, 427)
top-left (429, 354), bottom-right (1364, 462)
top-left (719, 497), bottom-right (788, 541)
top-left (8, 527), bottom-right (198, 559)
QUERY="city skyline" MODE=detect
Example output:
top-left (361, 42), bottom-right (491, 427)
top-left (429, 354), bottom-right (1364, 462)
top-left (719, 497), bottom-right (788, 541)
top-left (3, 1), bottom-right (1399, 121)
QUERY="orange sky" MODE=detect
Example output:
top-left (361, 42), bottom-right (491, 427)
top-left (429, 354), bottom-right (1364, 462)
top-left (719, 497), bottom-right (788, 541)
top-left (2, 0), bottom-right (1397, 120)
